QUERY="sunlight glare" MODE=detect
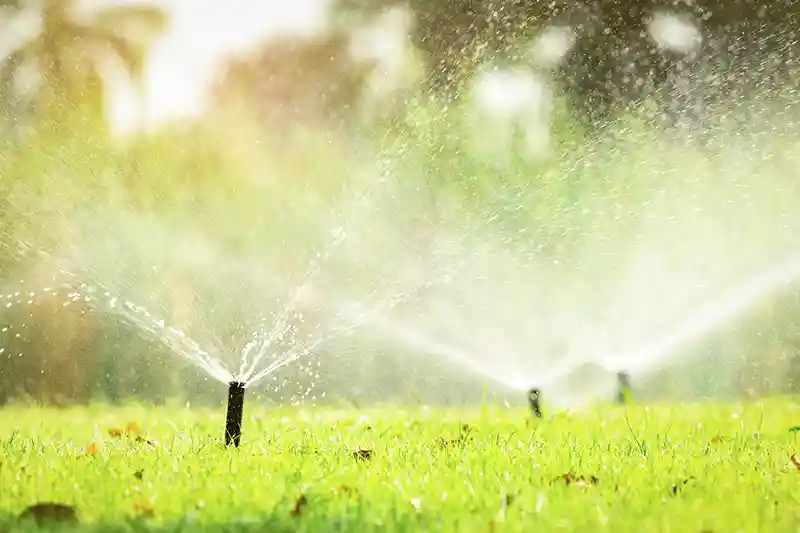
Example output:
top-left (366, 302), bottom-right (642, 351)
top-left (105, 0), bottom-right (331, 135)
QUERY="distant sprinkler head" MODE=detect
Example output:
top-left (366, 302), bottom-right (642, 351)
top-left (616, 371), bottom-right (632, 405)
top-left (224, 381), bottom-right (246, 447)
top-left (528, 388), bottom-right (543, 418)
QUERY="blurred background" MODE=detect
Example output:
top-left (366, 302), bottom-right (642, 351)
top-left (1, 0), bottom-right (800, 408)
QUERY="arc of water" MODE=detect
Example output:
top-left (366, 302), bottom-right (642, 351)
top-left (236, 314), bottom-right (295, 381)
top-left (244, 263), bottom-right (455, 387)
top-left (605, 248), bottom-right (800, 375)
top-left (237, 170), bottom-right (391, 381)
top-left (2, 271), bottom-right (235, 383)
top-left (366, 310), bottom-right (588, 393)
top-left (111, 298), bottom-right (234, 383)
top-left (65, 276), bottom-right (234, 383)
top-left (237, 229), bottom-right (348, 380)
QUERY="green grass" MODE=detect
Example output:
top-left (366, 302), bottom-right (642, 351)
top-left (1, 399), bottom-right (799, 532)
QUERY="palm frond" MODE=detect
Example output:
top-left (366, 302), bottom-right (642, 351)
top-left (73, 2), bottom-right (169, 80)
top-left (93, 2), bottom-right (169, 45)
top-left (72, 23), bottom-right (146, 78)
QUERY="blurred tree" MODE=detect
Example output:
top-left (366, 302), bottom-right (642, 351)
top-left (213, 33), bottom-right (371, 132)
top-left (0, 0), bottom-right (168, 133)
top-left (213, 6), bottom-right (425, 133)
top-left (334, 0), bottom-right (800, 125)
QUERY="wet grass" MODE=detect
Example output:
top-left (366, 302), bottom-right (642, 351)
top-left (1, 398), bottom-right (799, 532)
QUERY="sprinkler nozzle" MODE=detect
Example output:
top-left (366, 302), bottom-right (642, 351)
top-left (528, 388), bottom-right (543, 418)
top-left (224, 381), bottom-right (246, 447)
top-left (616, 371), bottom-right (631, 405)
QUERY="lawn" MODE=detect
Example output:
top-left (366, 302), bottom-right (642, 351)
top-left (1, 398), bottom-right (799, 532)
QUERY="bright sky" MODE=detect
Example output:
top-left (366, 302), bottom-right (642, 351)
top-left (106, 0), bottom-right (331, 134)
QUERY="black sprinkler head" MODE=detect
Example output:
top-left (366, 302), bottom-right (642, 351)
top-left (616, 371), bottom-right (631, 405)
top-left (224, 381), bottom-right (246, 447)
top-left (528, 388), bottom-right (543, 418)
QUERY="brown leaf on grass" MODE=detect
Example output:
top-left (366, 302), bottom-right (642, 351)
top-left (133, 502), bottom-right (154, 517)
top-left (710, 435), bottom-right (725, 443)
top-left (332, 485), bottom-right (354, 496)
top-left (290, 495), bottom-right (308, 517)
top-left (108, 422), bottom-right (156, 446)
top-left (108, 422), bottom-right (141, 438)
top-left (438, 424), bottom-right (474, 449)
top-left (134, 436), bottom-right (158, 447)
top-left (437, 437), bottom-right (462, 449)
top-left (552, 473), bottom-right (599, 487)
top-left (791, 454), bottom-right (800, 471)
top-left (353, 449), bottom-right (374, 461)
top-left (83, 443), bottom-right (98, 457)
top-left (18, 503), bottom-right (78, 525)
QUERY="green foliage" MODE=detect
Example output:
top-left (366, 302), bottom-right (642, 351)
top-left (0, 0), bottom-right (167, 132)
top-left (1, 400), bottom-right (799, 531)
top-left (213, 33), bottom-right (372, 128)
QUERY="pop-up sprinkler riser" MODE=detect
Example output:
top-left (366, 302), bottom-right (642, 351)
top-left (528, 388), bottom-right (542, 418)
top-left (617, 371), bottom-right (631, 405)
top-left (225, 381), bottom-right (246, 447)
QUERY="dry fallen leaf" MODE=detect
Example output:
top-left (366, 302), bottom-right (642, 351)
top-left (290, 495), bottom-right (308, 517)
top-left (353, 449), bottom-right (374, 461)
top-left (133, 501), bottom-right (154, 517)
top-left (437, 437), bottom-right (460, 449)
top-left (332, 485), bottom-right (354, 495)
top-left (791, 454), bottom-right (800, 472)
top-left (552, 473), bottom-right (599, 487)
top-left (710, 435), bottom-right (726, 443)
top-left (135, 436), bottom-right (158, 447)
top-left (18, 503), bottom-right (78, 525)
top-left (83, 443), bottom-right (98, 457)
top-left (105, 422), bottom-right (155, 446)
top-left (438, 424), bottom-right (474, 449)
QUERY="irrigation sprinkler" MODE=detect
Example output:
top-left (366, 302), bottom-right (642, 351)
top-left (528, 388), bottom-right (543, 418)
top-left (616, 371), bottom-right (631, 405)
top-left (224, 381), bottom-right (246, 447)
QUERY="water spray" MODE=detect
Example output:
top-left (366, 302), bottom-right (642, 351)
top-left (528, 388), bottom-right (543, 418)
top-left (224, 381), bottom-right (246, 447)
top-left (616, 371), bottom-right (631, 405)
